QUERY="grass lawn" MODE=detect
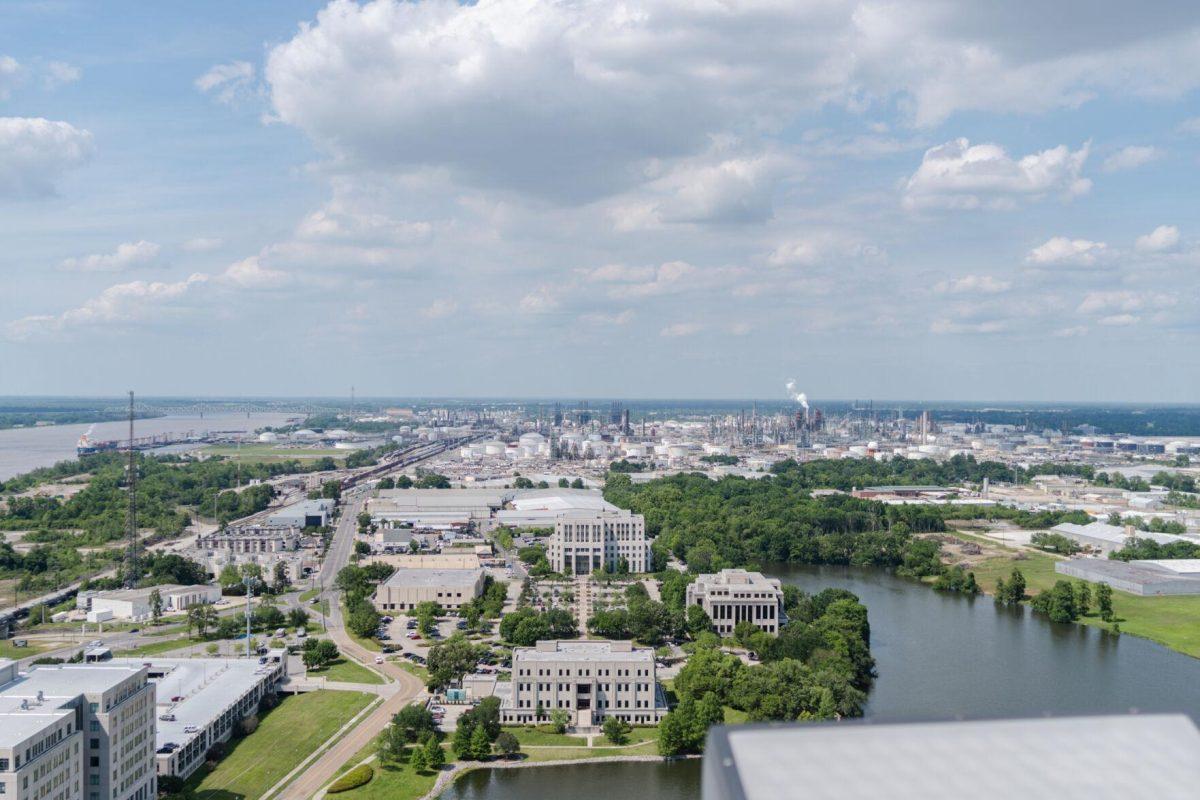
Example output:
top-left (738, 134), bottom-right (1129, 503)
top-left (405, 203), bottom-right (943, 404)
top-left (299, 588), bottom-right (320, 603)
top-left (0, 639), bottom-right (63, 659)
top-left (959, 544), bottom-right (1200, 659)
top-left (722, 706), bottom-right (749, 724)
top-left (200, 444), bottom-right (346, 464)
top-left (502, 726), bottom-right (587, 747)
top-left (521, 741), bottom-right (659, 762)
top-left (309, 657), bottom-right (385, 685)
top-left (327, 735), bottom-right (442, 800)
top-left (393, 660), bottom-right (429, 682)
top-left (189, 690), bottom-right (374, 800)
top-left (113, 636), bottom-right (196, 657)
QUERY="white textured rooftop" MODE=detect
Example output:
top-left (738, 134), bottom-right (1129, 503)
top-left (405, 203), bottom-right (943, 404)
top-left (514, 641), bottom-right (653, 663)
top-left (0, 663), bottom-right (146, 747)
top-left (382, 567), bottom-right (484, 588)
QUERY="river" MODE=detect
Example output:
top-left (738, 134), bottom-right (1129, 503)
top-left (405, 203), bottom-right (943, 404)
top-left (442, 564), bottom-right (1200, 799)
top-left (0, 412), bottom-right (298, 481)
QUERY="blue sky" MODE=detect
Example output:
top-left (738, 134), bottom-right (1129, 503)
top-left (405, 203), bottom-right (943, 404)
top-left (2, 0), bottom-right (1199, 402)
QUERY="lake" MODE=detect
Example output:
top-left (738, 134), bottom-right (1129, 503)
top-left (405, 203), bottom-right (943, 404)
top-left (442, 564), bottom-right (1200, 799)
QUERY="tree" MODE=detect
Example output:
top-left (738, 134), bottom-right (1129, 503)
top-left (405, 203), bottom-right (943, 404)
top-left (494, 731), bottom-right (520, 758)
top-left (1030, 580), bottom-right (1079, 624)
top-left (304, 639), bottom-right (339, 669)
top-left (558, 478), bottom-right (570, 488)
top-left (378, 477), bottom-right (396, 490)
top-left (288, 608), bottom-right (310, 629)
top-left (218, 564), bottom-right (242, 592)
top-left (1097, 582), bottom-right (1115, 622)
top-left (426, 634), bottom-right (481, 689)
top-left (549, 708), bottom-right (570, 734)
top-left (392, 704), bottom-right (436, 743)
top-left (347, 604), bottom-right (382, 639)
top-left (453, 722), bottom-right (475, 759)
top-left (570, 478), bottom-right (584, 489)
top-left (602, 716), bottom-right (631, 745)
top-left (149, 588), bottom-right (163, 623)
top-left (423, 734), bottom-right (446, 769)
top-left (396, 475), bottom-right (414, 489)
top-left (685, 605), bottom-right (712, 637)
top-left (409, 744), bottom-right (427, 772)
top-left (273, 561), bottom-right (290, 592)
top-left (469, 724), bottom-right (492, 760)
top-left (1075, 582), bottom-right (1091, 616)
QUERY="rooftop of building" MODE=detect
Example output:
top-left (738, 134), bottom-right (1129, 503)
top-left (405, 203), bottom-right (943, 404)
top-left (513, 640), bottom-right (653, 663)
top-left (107, 656), bottom-right (282, 750)
top-left (90, 584), bottom-right (208, 602)
top-left (380, 566), bottom-right (485, 588)
top-left (1053, 521), bottom-right (1190, 546)
top-left (0, 661), bottom-right (147, 748)
top-left (692, 568), bottom-right (782, 590)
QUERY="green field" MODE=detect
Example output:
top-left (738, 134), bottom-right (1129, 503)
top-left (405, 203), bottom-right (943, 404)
top-left (201, 444), bottom-right (346, 464)
top-left (0, 639), bottom-right (64, 659)
top-left (189, 690), bottom-right (374, 800)
top-left (113, 636), bottom-right (195, 658)
top-left (501, 726), bottom-right (587, 746)
top-left (309, 657), bottom-right (385, 685)
top-left (960, 544), bottom-right (1200, 659)
top-left (393, 660), bottom-right (429, 682)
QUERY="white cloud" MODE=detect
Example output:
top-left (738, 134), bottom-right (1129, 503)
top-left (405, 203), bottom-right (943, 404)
top-left (1026, 237), bottom-right (1107, 265)
top-left (218, 256), bottom-right (289, 289)
top-left (182, 237), bottom-right (223, 252)
top-left (660, 322), bottom-right (703, 338)
top-left (196, 61), bottom-right (256, 104)
top-left (1102, 145), bottom-right (1160, 172)
top-left (1052, 325), bottom-right (1089, 338)
top-left (1135, 225), bottom-right (1180, 252)
top-left (297, 207), bottom-right (432, 244)
top-left (0, 117), bottom-right (94, 197)
top-left (421, 299), bottom-right (457, 319)
top-left (580, 310), bottom-right (634, 326)
top-left (0, 56), bottom-right (20, 98)
top-left (44, 61), bottom-right (81, 89)
top-left (519, 287), bottom-right (559, 314)
top-left (767, 234), bottom-right (885, 268)
top-left (1077, 290), bottom-right (1176, 315)
top-left (6, 274), bottom-right (208, 341)
top-left (903, 138), bottom-right (1091, 210)
top-left (1098, 313), bottom-right (1138, 326)
top-left (929, 318), bottom-right (1008, 335)
top-left (606, 261), bottom-right (696, 299)
top-left (1179, 117), bottom-right (1200, 135)
top-left (60, 241), bottom-right (160, 272)
top-left (933, 275), bottom-right (1011, 294)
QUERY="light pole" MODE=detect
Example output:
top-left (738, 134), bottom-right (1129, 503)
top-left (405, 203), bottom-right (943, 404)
top-left (243, 575), bottom-right (260, 659)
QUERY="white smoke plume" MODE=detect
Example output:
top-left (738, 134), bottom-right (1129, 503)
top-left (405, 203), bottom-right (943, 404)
top-left (785, 380), bottom-right (809, 410)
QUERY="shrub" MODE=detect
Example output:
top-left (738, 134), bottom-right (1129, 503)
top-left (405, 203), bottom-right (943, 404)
top-left (327, 764), bottom-right (374, 793)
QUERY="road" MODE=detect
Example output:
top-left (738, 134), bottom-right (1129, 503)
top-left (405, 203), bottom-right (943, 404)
top-left (274, 491), bottom-right (427, 800)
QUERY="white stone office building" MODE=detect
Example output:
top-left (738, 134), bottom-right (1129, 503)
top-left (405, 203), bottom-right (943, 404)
top-left (502, 640), bottom-right (668, 728)
top-left (0, 659), bottom-right (156, 800)
top-left (687, 569), bottom-right (785, 635)
top-left (548, 511), bottom-right (650, 575)
top-left (82, 585), bottom-right (221, 623)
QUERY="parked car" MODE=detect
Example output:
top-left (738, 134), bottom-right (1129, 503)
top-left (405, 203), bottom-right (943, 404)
top-left (375, 655), bottom-right (385, 664)
top-left (406, 632), bottom-right (420, 640)
top-left (406, 620), bottom-right (417, 630)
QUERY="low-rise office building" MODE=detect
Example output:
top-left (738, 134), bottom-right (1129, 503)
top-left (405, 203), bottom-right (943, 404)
top-left (372, 567), bottom-right (486, 612)
top-left (195, 525), bottom-right (300, 554)
top-left (502, 640), bottom-right (668, 728)
top-left (0, 659), bottom-right (156, 800)
top-left (548, 511), bottom-right (649, 575)
top-left (687, 569), bottom-right (785, 635)
top-left (106, 657), bottom-right (284, 779)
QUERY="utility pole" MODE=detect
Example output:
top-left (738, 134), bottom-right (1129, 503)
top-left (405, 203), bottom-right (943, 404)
top-left (244, 575), bottom-right (257, 659)
top-left (124, 391), bottom-right (139, 588)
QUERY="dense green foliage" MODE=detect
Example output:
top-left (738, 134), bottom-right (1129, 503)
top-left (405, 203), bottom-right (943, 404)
top-left (426, 634), bottom-right (485, 689)
top-left (932, 565), bottom-right (980, 594)
top-left (499, 607), bottom-right (577, 645)
top-left (1030, 532), bottom-right (1082, 555)
top-left (587, 582), bottom-right (682, 645)
top-left (699, 454), bottom-right (740, 465)
top-left (1030, 580), bottom-right (1082, 624)
top-left (327, 765), bottom-right (373, 793)
top-left (660, 588), bottom-right (874, 755)
top-left (993, 569), bottom-right (1027, 606)
top-left (1110, 537), bottom-right (1200, 561)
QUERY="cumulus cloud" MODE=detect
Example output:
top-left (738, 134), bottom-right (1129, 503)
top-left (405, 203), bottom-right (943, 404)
top-left (60, 241), bottom-right (160, 272)
top-left (6, 274), bottom-right (208, 341)
top-left (767, 234), bottom-right (885, 268)
top-left (1135, 225), bottom-right (1180, 252)
top-left (219, 256), bottom-right (289, 289)
top-left (519, 287), bottom-right (559, 314)
top-left (1026, 237), bottom-right (1107, 265)
top-left (930, 318), bottom-right (1008, 335)
top-left (580, 309), bottom-right (634, 326)
top-left (933, 275), bottom-right (1011, 294)
top-left (297, 207), bottom-right (432, 244)
top-left (421, 299), bottom-right (457, 319)
top-left (1179, 117), bottom-right (1200, 135)
top-left (196, 61), bottom-right (256, 104)
top-left (0, 55), bottom-right (20, 98)
top-left (44, 61), bottom-right (81, 89)
top-left (0, 117), bottom-right (94, 197)
top-left (903, 138), bottom-right (1091, 210)
top-left (602, 261), bottom-right (696, 299)
top-left (1102, 145), bottom-right (1160, 172)
top-left (660, 322), bottom-right (703, 337)
top-left (1077, 290), bottom-right (1176, 315)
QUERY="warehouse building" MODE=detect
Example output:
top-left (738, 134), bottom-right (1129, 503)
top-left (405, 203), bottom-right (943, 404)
top-left (372, 567), bottom-right (486, 612)
top-left (1055, 558), bottom-right (1200, 596)
top-left (501, 640), bottom-right (668, 728)
top-left (266, 499), bottom-right (334, 529)
top-left (0, 659), bottom-right (156, 800)
top-left (687, 569), bottom-right (785, 635)
top-left (106, 657), bottom-right (285, 779)
top-left (81, 585), bottom-right (221, 623)
top-left (548, 510), bottom-right (649, 574)
top-left (1051, 521), bottom-right (1191, 555)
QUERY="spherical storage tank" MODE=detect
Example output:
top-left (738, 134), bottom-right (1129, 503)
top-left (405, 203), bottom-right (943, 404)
top-left (667, 445), bottom-right (690, 460)
top-left (519, 432), bottom-right (546, 446)
top-left (257, 431), bottom-right (278, 443)
top-left (483, 440), bottom-right (506, 456)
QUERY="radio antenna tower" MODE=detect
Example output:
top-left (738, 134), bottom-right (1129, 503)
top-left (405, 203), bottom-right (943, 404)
top-left (124, 390), bottom-right (140, 588)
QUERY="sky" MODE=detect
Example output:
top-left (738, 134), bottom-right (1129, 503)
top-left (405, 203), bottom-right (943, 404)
top-left (2, 0), bottom-right (1200, 403)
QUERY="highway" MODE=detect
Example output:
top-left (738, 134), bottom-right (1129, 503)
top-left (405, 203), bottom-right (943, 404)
top-left (274, 490), bottom-right (427, 800)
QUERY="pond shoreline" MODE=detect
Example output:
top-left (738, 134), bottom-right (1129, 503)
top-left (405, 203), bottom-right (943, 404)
top-left (425, 754), bottom-right (698, 800)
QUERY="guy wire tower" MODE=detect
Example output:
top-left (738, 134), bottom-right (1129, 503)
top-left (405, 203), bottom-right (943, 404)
top-left (124, 390), bottom-right (139, 588)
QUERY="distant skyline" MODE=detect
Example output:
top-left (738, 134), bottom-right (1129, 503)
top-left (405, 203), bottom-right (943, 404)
top-left (3, 1), bottom-right (1200, 402)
